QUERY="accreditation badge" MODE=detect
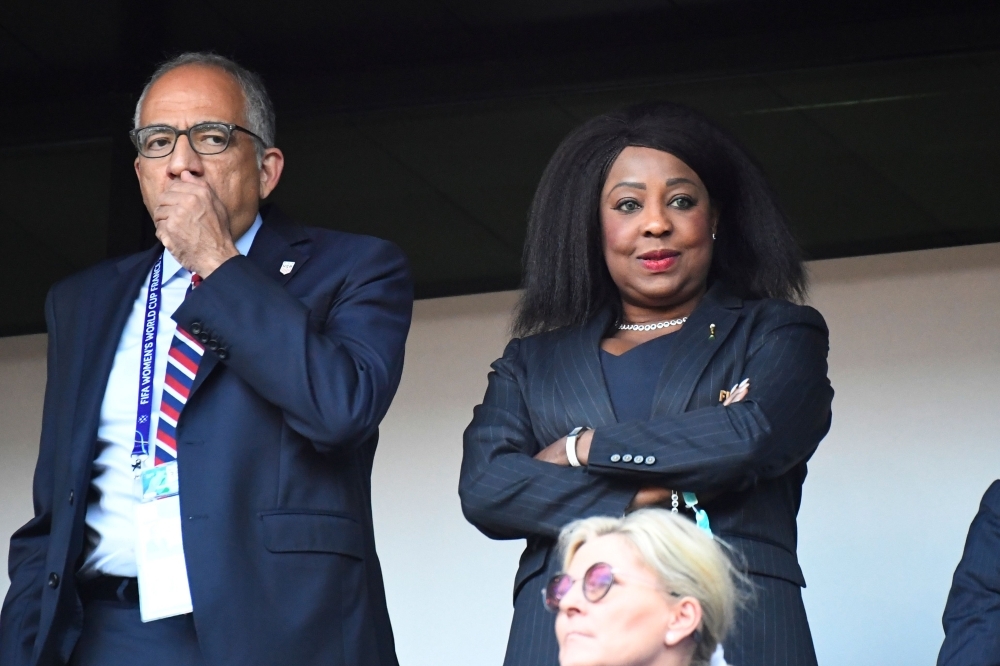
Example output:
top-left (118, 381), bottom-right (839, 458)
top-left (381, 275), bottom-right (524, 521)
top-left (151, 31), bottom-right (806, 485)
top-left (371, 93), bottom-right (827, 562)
top-left (134, 461), bottom-right (194, 622)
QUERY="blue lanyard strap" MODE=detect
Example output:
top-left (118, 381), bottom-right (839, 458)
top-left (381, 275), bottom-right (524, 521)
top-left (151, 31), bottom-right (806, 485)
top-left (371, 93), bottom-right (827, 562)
top-left (132, 255), bottom-right (164, 460)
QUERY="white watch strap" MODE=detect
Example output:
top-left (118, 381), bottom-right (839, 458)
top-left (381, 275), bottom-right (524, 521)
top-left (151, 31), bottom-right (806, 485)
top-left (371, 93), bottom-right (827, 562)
top-left (566, 426), bottom-right (587, 467)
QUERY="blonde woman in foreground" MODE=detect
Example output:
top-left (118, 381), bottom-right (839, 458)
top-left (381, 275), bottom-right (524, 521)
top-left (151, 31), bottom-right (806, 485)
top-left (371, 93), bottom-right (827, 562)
top-left (545, 509), bottom-right (746, 666)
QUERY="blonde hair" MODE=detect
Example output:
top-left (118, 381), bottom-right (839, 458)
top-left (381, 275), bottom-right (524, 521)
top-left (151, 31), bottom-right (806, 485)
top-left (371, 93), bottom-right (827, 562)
top-left (558, 509), bottom-right (748, 666)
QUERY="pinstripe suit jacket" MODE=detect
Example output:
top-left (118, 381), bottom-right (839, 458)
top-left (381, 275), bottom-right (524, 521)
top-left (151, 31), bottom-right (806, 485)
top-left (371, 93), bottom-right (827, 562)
top-left (459, 283), bottom-right (832, 661)
top-left (938, 480), bottom-right (1000, 666)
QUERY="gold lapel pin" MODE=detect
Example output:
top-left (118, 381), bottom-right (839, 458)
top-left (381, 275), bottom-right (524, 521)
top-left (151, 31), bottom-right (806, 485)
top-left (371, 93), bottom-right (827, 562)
top-left (709, 323), bottom-right (716, 340)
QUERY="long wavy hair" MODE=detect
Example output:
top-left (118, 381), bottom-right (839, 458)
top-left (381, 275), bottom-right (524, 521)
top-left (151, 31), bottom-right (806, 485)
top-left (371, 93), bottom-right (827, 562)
top-left (513, 101), bottom-right (805, 337)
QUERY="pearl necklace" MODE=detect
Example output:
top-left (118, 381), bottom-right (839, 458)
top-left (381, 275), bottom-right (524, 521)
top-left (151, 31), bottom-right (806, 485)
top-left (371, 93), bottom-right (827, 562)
top-left (617, 316), bottom-right (688, 332)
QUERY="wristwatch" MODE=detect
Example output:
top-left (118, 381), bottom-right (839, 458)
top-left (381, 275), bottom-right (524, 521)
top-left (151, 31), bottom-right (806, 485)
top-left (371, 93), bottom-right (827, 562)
top-left (566, 426), bottom-right (589, 467)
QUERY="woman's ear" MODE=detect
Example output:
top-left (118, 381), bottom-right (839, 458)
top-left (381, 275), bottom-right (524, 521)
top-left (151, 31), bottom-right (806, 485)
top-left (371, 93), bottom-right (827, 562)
top-left (664, 596), bottom-right (703, 647)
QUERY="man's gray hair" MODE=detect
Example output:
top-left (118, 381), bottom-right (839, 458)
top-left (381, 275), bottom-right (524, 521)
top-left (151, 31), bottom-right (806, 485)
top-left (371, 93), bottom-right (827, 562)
top-left (133, 52), bottom-right (275, 162)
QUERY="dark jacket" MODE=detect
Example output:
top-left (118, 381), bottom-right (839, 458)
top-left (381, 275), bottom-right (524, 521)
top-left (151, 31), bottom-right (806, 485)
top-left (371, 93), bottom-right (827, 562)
top-left (459, 284), bottom-right (833, 664)
top-left (0, 205), bottom-right (413, 666)
top-left (938, 480), bottom-right (1000, 666)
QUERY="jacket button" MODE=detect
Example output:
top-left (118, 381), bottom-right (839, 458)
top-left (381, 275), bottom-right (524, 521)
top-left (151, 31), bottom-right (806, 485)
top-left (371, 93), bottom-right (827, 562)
top-left (633, 456), bottom-right (644, 464)
top-left (610, 454), bottom-right (621, 463)
top-left (216, 348), bottom-right (229, 360)
top-left (206, 338), bottom-right (220, 351)
top-left (48, 573), bottom-right (60, 588)
top-left (68, 489), bottom-right (74, 505)
top-left (622, 454), bottom-right (633, 463)
top-left (198, 331), bottom-right (210, 343)
top-left (645, 456), bottom-right (656, 465)
top-left (190, 321), bottom-right (203, 335)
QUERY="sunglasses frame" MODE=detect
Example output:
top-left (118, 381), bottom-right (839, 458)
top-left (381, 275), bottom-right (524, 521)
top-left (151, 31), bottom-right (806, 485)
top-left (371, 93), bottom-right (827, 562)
top-left (542, 561), bottom-right (680, 612)
top-left (542, 562), bottom-right (617, 612)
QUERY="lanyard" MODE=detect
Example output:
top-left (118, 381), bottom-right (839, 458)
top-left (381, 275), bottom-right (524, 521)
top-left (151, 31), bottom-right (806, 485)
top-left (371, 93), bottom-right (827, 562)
top-left (682, 492), bottom-right (712, 537)
top-left (671, 490), bottom-right (713, 537)
top-left (132, 255), bottom-right (164, 462)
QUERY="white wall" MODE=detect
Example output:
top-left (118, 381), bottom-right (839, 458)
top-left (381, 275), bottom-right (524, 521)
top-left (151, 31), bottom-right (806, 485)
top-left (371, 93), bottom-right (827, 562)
top-left (371, 291), bottom-right (523, 664)
top-left (0, 333), bottom-right (47, 594)
top-left (799, 244), bottom-right (1000, 664)
top-left (2, 244), bottom-right (1000, 665)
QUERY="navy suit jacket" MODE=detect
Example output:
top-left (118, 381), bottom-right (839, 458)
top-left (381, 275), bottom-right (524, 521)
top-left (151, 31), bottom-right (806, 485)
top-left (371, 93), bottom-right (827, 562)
top-left (459, 284), bottom-right (832, 663)
top-left (939, 480), bottom-right (1000, 666)
top-left (0, 205), bottom-right (412, 666)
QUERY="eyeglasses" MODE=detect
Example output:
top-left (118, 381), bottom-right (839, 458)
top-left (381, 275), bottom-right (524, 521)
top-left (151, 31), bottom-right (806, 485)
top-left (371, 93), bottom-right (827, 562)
top-left (130, 122), bottom-right (263, 158)
top-left (542, 562), bottom-right (678, 613)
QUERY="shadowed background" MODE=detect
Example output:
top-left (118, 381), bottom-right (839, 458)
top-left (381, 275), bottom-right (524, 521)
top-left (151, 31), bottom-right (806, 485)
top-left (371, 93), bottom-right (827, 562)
top-left (3, 0), bottom-right (1000, 334)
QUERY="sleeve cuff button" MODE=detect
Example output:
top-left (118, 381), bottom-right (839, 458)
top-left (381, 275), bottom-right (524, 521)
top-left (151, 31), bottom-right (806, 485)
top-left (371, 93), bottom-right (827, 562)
top-left (610, 454), bottom-right (621, 463)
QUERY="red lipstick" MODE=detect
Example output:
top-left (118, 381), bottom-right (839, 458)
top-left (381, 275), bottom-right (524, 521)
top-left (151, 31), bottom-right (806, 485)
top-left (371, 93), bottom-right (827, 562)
top-left (637, 249), bottom-right (679, 272)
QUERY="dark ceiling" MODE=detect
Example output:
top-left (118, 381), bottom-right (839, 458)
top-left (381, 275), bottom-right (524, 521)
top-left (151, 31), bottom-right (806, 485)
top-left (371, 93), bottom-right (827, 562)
top-left (2, 1), bottom-right (1000, 335)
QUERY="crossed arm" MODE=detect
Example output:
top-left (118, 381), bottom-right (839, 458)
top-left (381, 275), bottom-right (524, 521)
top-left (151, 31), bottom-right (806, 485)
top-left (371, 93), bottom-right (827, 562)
top-left (459, 310), bottom-right (832, 541)
top-left (534, 379), bottom-right (752, 508)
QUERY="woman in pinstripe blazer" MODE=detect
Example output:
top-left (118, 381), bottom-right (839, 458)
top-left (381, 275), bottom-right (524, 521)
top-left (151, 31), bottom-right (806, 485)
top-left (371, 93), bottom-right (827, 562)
top-left (459, 102), bottom-right (833, 666)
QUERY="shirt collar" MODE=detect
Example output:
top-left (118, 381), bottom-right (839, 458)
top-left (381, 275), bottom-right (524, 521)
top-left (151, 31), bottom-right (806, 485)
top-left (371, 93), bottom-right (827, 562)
top-left (161, 213), bottom-right (263, 282)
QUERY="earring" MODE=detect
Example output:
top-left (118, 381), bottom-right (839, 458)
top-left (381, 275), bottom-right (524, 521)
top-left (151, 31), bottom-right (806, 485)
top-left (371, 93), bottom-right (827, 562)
top-left (712, 232), bottom-right (717, 240)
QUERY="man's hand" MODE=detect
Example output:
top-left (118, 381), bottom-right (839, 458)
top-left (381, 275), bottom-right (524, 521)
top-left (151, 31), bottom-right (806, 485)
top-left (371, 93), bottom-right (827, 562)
top-left (153, 171), bottom-right (238, 277)
top-left (534, 429), bottom-right (595, 466)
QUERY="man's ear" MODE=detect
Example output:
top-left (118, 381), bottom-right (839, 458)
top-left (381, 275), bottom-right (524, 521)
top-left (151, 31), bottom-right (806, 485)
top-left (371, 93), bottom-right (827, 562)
top-left (664, 596), bottom-right (702, 647)
top-left (259, 147), bottom-right (285, 199)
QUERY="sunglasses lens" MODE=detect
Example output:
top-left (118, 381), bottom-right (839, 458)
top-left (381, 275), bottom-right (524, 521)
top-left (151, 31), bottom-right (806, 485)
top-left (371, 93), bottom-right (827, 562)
top-left (544, 574), bottom-right (573, 612)
top-left (583, 563), bottom-right (615, 602)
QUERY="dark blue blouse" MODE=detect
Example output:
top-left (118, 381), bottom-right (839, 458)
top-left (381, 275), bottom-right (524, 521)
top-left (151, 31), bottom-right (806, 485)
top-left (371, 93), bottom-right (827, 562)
top-left (599, 332), bottom-right (678, 422)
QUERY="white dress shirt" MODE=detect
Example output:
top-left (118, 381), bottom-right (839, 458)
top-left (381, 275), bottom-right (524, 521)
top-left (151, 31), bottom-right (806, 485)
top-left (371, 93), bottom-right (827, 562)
top-left (79, 215), bottom-right (262, 579)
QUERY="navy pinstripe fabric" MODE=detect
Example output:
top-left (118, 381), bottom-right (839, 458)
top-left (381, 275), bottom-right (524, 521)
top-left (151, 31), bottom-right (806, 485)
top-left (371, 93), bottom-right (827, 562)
top-left (938, 480), bottom-right (1000, 666)
top-left (459, 284), bottom-right (832, 666)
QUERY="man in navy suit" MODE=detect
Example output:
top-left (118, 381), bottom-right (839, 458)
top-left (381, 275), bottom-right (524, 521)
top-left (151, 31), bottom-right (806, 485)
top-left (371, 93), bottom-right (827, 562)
top-left (0, 53), bottom-right (412, 666)
top-left (938, 480), bottom-right (1000, 666)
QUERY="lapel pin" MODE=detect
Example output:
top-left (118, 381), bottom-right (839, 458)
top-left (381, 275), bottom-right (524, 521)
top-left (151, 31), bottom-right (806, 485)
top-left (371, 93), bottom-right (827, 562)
top-left (279, 261), bottom-right (295, 275)
top-left (709, 323), bottom-right (716, 340)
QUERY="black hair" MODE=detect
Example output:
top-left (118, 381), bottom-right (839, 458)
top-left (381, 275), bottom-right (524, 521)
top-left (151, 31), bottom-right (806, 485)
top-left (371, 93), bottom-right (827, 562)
top-left (513, 101), bottom-right (805, 337)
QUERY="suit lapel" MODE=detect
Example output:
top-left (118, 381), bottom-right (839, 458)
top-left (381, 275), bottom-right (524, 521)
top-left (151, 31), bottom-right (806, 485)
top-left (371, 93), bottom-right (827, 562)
top-left (187, 206), bottom-right (311, 397)
top-left (244, 207), bottom-right (311, 286)
top-left (553, 311), bottom-right (618, 429)
top-left (651, 284), bottom-right (743, 416)
top-left (66, 246), bottom-right (162, 476)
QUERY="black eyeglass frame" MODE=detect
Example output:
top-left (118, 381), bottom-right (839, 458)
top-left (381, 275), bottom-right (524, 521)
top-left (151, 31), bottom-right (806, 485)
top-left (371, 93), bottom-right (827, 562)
top-left (129, 122), bottom-right (264, 158)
